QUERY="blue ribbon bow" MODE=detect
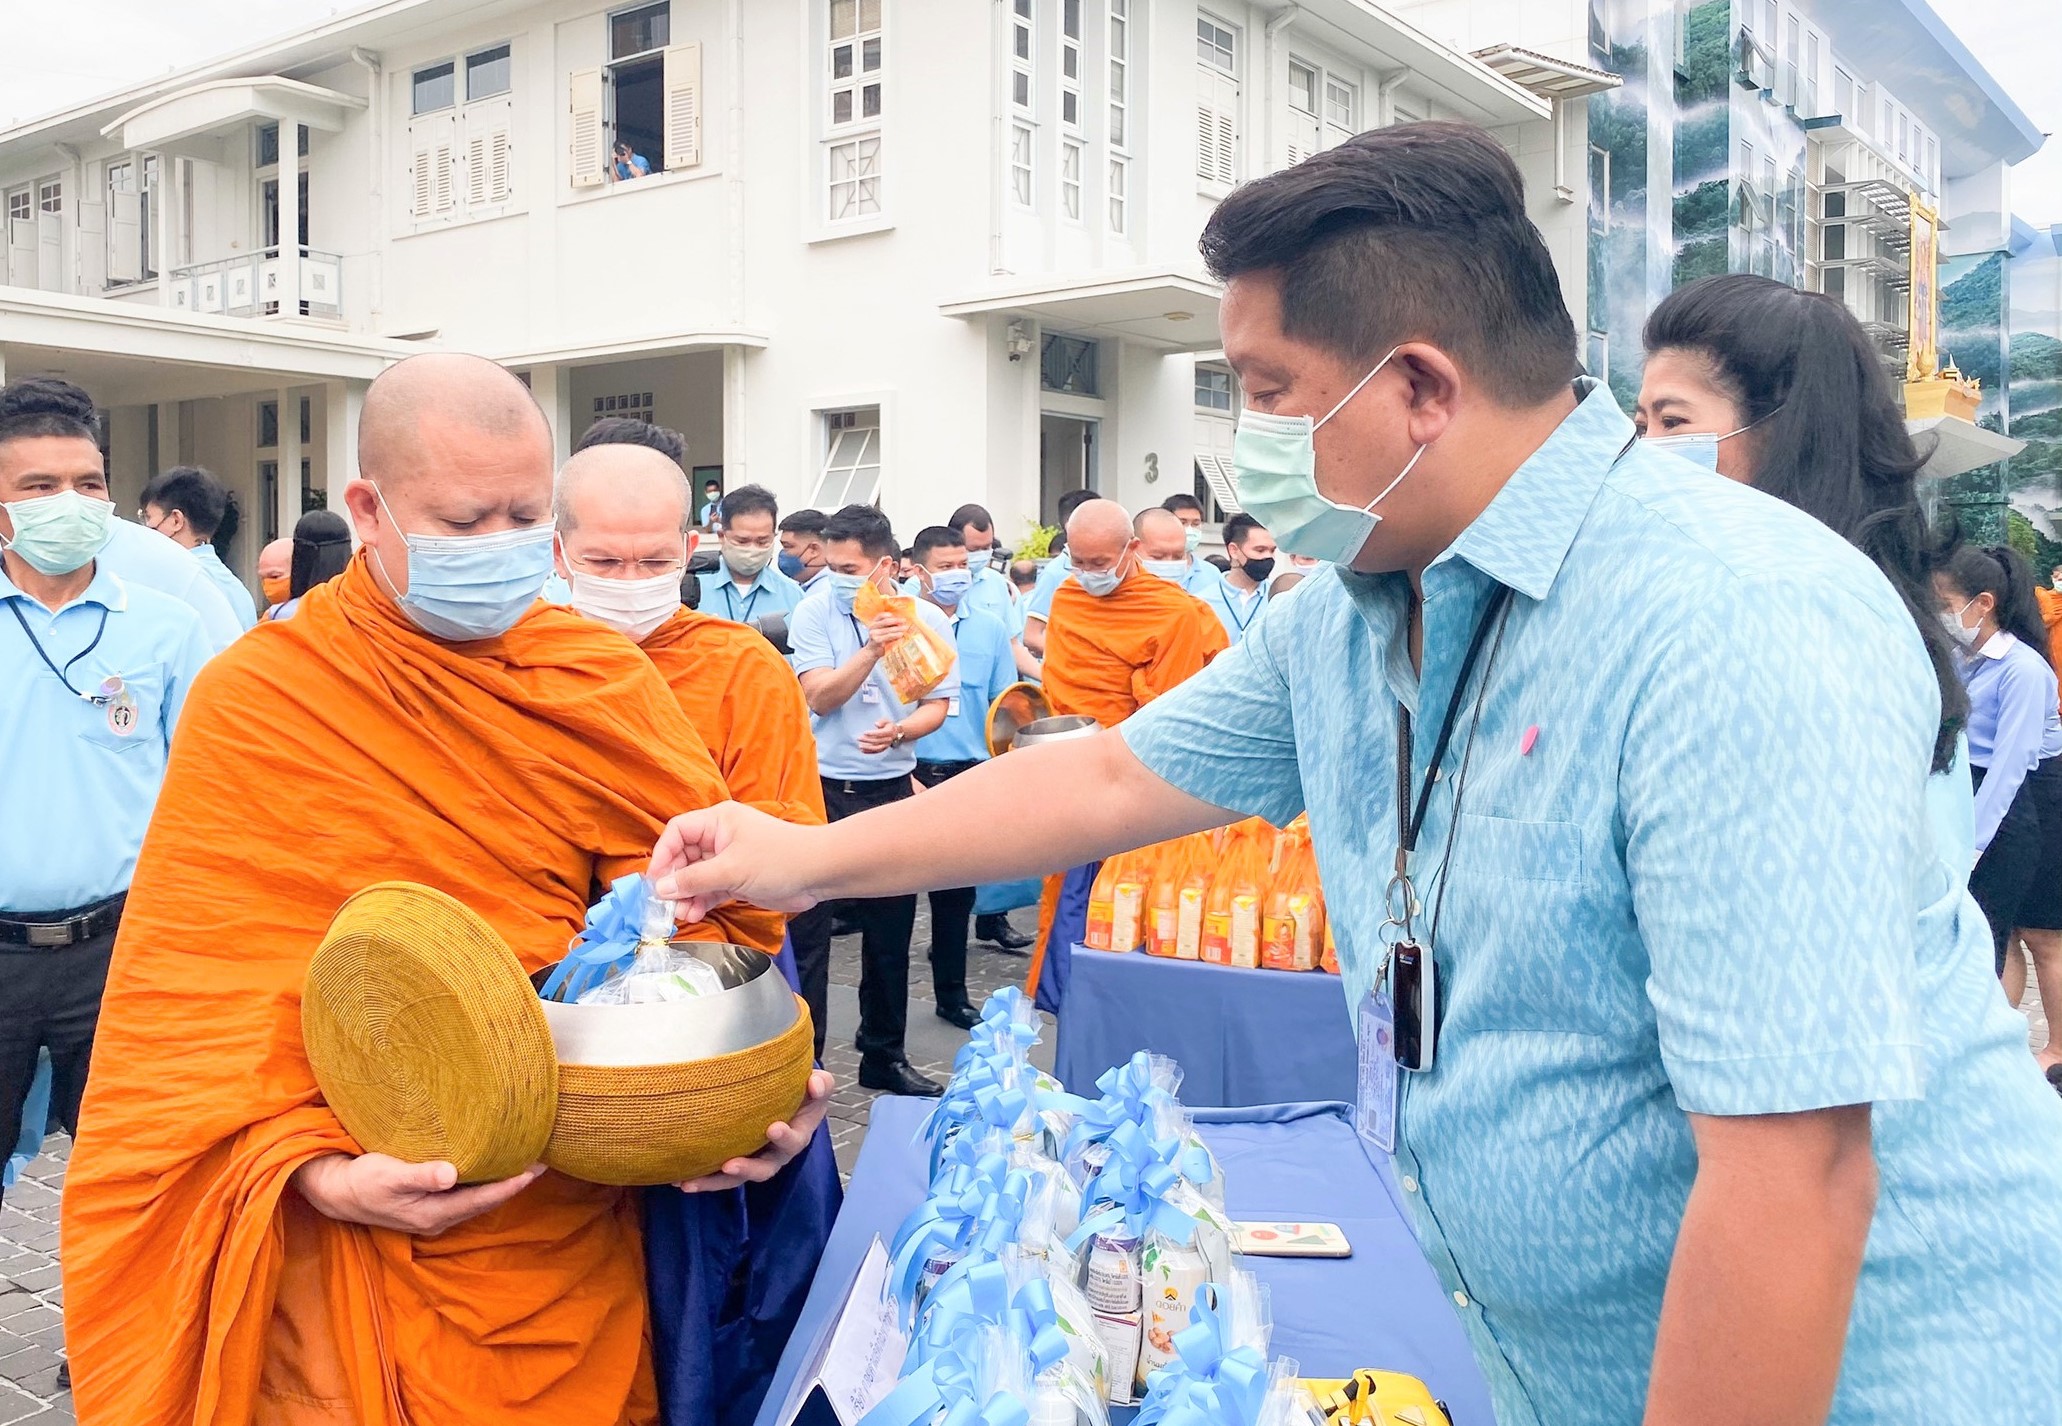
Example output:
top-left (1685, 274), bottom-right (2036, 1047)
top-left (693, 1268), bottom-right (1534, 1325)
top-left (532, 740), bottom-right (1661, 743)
top-left (1067, 1120), bottom-right (1215, 1250)
top-left (1134, 1288), bottom-right (1270, 1426)
top-left (539, 873), bottom-right (661, 1002)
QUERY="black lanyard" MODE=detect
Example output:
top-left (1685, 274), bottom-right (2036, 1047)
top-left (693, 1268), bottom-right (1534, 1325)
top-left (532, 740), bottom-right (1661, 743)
top-left (723, 581), bottom-right (764, 623)
top-left (8, 597), bottom-right (112, 702)
top-left (1219, 581), bottom-right (1260, 633)
top-left (1394, 584), bottom-right (1515, 883)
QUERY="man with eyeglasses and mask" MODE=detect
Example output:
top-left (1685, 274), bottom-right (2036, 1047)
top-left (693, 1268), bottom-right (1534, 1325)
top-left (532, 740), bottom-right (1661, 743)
top-left (1153, 493), bottom-right (1225, 601)
top-left (649, 124), bottom-right (2062, 1424)
top-left (697, 483), bottom-right (805, 627)
top-left (0, 378), bottom-right (211, 1253)
top-left (60, 354), bottom-right (826, 1425)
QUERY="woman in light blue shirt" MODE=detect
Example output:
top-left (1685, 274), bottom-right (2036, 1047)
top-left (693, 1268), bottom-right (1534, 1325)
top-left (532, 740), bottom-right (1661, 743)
top-left (1935, 543), bottom-right (2062, 983)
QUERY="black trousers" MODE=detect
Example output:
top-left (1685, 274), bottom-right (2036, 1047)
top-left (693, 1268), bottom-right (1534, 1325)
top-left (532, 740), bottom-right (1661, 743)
top-left (915, 760), bottom-right (981, 1010)
top-left (0, 924), bottom-right (117, 1204)
top-left (788, 774), bottom-right (918, 1067)
top-left (1972, 761), bottom-right (2043, 974)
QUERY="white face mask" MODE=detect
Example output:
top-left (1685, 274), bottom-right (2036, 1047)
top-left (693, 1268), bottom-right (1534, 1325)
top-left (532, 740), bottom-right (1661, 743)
top-left (1143, 558), bottom-right (1190, 583)
top-left (568, 567), bottom-right (683, 641)
top-left (1939, 597), bottom-right (1981, 651)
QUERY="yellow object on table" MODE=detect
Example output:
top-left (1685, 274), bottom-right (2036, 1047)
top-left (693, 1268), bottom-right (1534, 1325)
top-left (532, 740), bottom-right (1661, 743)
top-left (1302, 1369), bottom-right (1450, 1426)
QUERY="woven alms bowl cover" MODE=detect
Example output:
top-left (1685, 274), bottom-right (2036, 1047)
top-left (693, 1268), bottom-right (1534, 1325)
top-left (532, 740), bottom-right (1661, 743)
top-left (303, 882), bottom-right (558, 1184)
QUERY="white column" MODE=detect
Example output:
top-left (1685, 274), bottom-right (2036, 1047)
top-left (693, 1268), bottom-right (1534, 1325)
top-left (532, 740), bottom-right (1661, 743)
top-left (722, 344), bottom-right (748, 489)
top-left (277, 385), bottom-right (301, 539)
top-left (154, 401), bottom-right (182, 471)
top-left (155, 159), bottom-right (175, 306)
top-left (529, 364), bottom-right (573, 467)
top-left (323, 378), bottom-right (365, 527)
top-left (276, 122), bottom-right (302, 319)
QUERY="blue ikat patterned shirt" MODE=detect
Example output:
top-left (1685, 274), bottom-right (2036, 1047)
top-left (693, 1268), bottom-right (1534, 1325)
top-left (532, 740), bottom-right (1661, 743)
top-left (1120, 385), bottom-right (2062, 1423)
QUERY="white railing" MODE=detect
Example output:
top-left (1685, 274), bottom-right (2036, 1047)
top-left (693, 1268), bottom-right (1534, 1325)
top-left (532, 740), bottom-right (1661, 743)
top-left (166, 246), bottom-right (342, 320)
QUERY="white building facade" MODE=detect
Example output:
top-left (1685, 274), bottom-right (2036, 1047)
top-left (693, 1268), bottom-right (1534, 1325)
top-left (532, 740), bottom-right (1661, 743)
top-left (0, 0), bottom-right (1574, 592)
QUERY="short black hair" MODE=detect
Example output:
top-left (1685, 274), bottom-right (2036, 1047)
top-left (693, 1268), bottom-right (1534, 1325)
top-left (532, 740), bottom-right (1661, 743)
top-left (1161, 493), bottom-right (1205, 517)
top-left (140, 466), bottom-right (229, 539)
top-left (1199, 121), bottom-right (1578, 405)
top-left (822, 503), bottom-right (898, 561)
top-left (574, 416), bottom-right (688, 466)
top-left (912, 525), bottom-right (965, 563)
top-left (1056, 489), bottom-right (1096, 522)
top-left (779, 508), bottom-right (827, 538)
top-left (0, 377), bottom-right (98, 449)
top-left (702, 476), bottom-right (722, 491)
top-left (719, 483), bottom-right (779, 526)
top-left (1222, 512), bottom-right (1267, 547)
top-left (289, 509), bottom-right (353, 598)
top-left (948, 503), bottom-right (994, 534)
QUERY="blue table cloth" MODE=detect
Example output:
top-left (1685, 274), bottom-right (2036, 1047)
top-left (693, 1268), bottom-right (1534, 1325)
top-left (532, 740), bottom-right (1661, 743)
top-left (1057, 950), bottom-right (1359, 1108)
top-left (754, 1096), bottom-right (1494, 1426)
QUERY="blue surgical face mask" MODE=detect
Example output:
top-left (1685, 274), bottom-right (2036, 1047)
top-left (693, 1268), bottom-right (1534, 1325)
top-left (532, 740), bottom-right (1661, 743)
top-left (1, 490), bottom-right (115, 576)
top-left (1183, 525), bottom-right (1203, 554)
top-left (966, 547), bottom-right (994, 575)
top-left (1144, 559), bottom-right (1190, 583)
top-left (834, 560), bottom-right (891, 613)
top-left (1231, 347), bottom-right (1426, 566)
top-left (371, 484), bottom-right (556, 641)
top-left (778, 550), bottom-right (806, 579)
top-left (927, 568), bottom-right (975, 607)
top-left (1642, 409), bottom-right (1779, 473)
top-left (1075, 553), bottom-right (1129, 598)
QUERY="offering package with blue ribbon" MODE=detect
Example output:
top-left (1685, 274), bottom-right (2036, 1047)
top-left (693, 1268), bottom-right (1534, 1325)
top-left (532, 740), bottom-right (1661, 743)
top-left (1135, 1273), bottom-right (1326, 1426)
top-left (872, 990), bottom-right (1250, 1426)
top-left (539, 874), bottom-right (721, 1005)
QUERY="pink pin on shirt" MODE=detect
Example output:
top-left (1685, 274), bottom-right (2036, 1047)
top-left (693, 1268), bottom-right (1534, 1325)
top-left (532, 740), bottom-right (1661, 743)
top-left (1520, 725), bottom-right (1540, 756)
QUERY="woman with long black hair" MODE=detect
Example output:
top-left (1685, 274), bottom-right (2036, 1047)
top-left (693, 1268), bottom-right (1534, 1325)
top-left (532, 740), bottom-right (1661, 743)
top-left (266, 509), bottom-right (353, 621)
top-left (1635, 278), bottom-right (2062, 1097)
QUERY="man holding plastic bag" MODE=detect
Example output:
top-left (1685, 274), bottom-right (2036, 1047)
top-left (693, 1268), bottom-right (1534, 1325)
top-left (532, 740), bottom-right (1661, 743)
top-left (787, 503), bottom-right (959, 1096)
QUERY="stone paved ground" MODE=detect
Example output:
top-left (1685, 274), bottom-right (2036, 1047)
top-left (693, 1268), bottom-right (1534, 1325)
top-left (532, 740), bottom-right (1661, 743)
top-left (4, 909), bottom-right (2050, 1420)
top-left (0, 904), bottom-right (1042, 1420)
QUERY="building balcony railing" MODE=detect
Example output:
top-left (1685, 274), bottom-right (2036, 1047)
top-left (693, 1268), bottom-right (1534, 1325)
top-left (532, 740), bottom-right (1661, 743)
top-left (166, 246), bottom-right (342, 320)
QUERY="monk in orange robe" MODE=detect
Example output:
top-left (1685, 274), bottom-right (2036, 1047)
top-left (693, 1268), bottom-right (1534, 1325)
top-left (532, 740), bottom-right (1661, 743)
top-left (61, 355), bottom-right (831, 1426)
top-left (2038, 580), bottom-right (2062, 711)
top-left (552, 441), bottom-right (825, 960)
top-left (1030, 500), bottom-right (1227, 991)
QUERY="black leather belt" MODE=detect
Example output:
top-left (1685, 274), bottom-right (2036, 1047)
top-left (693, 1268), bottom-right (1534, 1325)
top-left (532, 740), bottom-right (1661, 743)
top-left (0, 893), bottom-right (125, 949)
top-left (916, 759), bottom-right (981, 777)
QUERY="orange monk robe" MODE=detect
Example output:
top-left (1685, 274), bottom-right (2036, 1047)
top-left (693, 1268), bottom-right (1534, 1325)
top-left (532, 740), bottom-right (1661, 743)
top-left (2038, 587), bottom-right (2062, 711)
top-left (1031, 568), bottom-right (1229, 982)
top-left (1040, 567), bottom-right (1230, 728)
top-left (639, 606), bottom-right (826, 956)
top-left (63, 557), bottom-right (768, 1426)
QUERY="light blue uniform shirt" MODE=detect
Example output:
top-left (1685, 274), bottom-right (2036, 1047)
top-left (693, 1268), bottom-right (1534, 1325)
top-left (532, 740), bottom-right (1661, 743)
top-left (193, 543), bottom-right (258, 631)
top-left (697, 562), bottom-right (805, 625)
top-left (1022, 553), bottom-right (1073, 627)
top-left (963, 566), bottom-right (1014, 630)
top-left (98, 517), bottom-right (240, 651)
top-left (1121, 386), bottom-right (2062, 1422)
top-left (1203, 576), bottom-right (1268, 642)
top-left (1175, 557), bottom-right (1223, 601)
top-left (914, 604), bottom-right (1015, 765)
top-left (790, 586), bottom-right (959, 781)
top-left (1954, 631), bottom-right (2062, 851)
top-left (1, 566), bottom-right (213, 912)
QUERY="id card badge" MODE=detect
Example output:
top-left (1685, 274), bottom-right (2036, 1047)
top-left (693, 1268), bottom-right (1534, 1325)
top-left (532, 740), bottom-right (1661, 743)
top-left (859, 683), bottom-right (883, 706)
top-left (948, 697), bottom-right (961, 719)
top-left (1355, 985), bottom-right (1399, 1155)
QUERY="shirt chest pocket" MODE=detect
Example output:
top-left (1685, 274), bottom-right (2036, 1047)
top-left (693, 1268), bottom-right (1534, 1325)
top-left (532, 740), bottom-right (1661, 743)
top-left (1454, 811), bottom-right (1586, 884)
top-left (77, 666), bottom-right (164, 754)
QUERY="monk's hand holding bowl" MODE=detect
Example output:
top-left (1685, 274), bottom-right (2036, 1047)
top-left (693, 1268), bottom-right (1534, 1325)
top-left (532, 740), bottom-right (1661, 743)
top-left (675, 1068), bottom-right (837, 1193)
top-left (292, 1153), bottom-right (546, 1237)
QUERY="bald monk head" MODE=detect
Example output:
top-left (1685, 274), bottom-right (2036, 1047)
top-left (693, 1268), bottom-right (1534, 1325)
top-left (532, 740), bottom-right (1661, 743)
top-left (257, 536), bottom-right (293, 607)
top-left (343, 353), bottom-right (554, 620)
top-left (1133, 507), bottom-right (1191, 565)
top-left (553, 443), bottom-right (700, 641)
top-left (1064, 499), bottom-right (1139, 591)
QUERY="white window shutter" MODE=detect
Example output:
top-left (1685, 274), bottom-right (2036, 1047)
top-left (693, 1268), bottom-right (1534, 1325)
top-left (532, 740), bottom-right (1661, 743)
top-left (1196, 69), bottom-right (1239, 185)
top-left (36, 210), bottom-right (61, 290)
top-left (7, 218), bottom-right (35, 287)
top-left (487, 128), bottom-right (513, 203)
top-left (1195, 452), bottom-right (1243, 515)
top-left (568, 67), bottom-right (607, 188)
top-left (108, 189), bottom-right (142, 282)
top-left (466, 129), bottom-right (490, 209)
top-left (76, 200), bottom-right (105, 292)
top-left (1215, 75), bottom-right (1241, 184)
top-left (1288, 110), bottom-right (1319, 166)
top-left (431, 137), bottom-right (456, 215)
top-left (1195, 89), bottom-right (1216, 182)
top-left (663, 43), bottom-right (703, 171)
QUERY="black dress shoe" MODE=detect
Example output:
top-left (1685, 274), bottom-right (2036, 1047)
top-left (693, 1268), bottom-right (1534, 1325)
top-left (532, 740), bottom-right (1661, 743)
top-left (976, 915), bottom-right (1034, 951)
top-left (935, 1000), bottom-right (981, 1030)
top-left (56, 1360), bottom-right (70, 1392)
top-left (858, 1058), bottom-right (944, 1096)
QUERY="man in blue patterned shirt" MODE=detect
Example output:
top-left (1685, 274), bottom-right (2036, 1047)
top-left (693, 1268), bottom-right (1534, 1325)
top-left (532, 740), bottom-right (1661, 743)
top-left (651, 122), bottom-right (2062, 1423)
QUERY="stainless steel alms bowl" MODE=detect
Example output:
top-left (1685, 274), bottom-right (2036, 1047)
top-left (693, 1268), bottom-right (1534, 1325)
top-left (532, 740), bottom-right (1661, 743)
top-left (1012, 713), bottom-right (1101, 750)
top-left (532, 940), bottom-right (799, 1067)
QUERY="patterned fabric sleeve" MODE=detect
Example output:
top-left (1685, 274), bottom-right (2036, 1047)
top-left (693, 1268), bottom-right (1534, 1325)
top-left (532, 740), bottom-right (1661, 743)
top-left (1620, 573), bottom-right (1930, 1117)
